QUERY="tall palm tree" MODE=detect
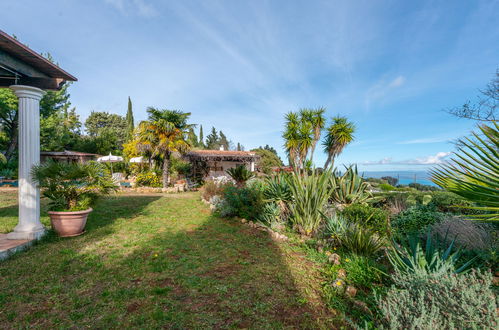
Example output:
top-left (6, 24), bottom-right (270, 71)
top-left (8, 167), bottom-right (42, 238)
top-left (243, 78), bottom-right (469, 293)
top-left (283, 111), bottom-right (314, 171)
top-left (283, 112), bottom-right (301, 169)
top-left (136, 108), bottom-right (192, 188)
top-left (303, 107), bottom-right (326, 163)
top-left (323, 116), bottom-right (355, 169)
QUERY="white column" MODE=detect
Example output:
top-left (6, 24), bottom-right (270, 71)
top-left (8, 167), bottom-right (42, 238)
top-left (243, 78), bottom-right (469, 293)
top-left (250, 161), bottom-right (255, 172)
top-left (7, 85), bottom-right (45, 240)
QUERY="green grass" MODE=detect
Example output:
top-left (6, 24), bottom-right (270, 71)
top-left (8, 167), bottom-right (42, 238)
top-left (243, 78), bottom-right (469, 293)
top-left (0, 191), bottom-right (340, 328)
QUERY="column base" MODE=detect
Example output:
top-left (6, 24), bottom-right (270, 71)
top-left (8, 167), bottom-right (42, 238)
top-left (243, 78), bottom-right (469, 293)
top-left (6, 228), bottom-right (46, 240)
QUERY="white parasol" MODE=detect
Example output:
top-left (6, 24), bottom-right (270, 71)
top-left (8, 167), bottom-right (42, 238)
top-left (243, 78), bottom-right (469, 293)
top-left (97, 153), bottom-right (123, 173)
top-left (129, 156), bottom-right (146, 163)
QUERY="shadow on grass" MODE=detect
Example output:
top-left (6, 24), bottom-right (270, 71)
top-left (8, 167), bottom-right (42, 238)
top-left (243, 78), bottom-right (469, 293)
top-left (0, 194), bottom-right (338, 328)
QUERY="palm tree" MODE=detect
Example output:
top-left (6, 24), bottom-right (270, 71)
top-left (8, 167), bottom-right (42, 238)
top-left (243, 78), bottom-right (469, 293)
top-left (283, 111), bottom-right (314, 171)
top-left (431, 122), bottom-right (498, 220)
top-left (323, 116), bottom-right (355, 169)
top-left (136, 108), bottom-right (192, 188)
top-left (283, 112), bottom-right (301, 169)
top-left (310, 108), bottom-right (326, 162)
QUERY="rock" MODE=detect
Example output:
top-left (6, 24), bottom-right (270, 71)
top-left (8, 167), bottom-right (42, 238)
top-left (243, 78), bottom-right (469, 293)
top-left (328, 253), bottom-right (341, 265)
top-left (353, 300), bottom-right (372, 315)
top-left (337, 269), bottom-right (347, 279)
top-left (241, 218), bottom-right (247, 223)
top-left (317, 246), bottom-right (324, 253)
top-left (346, 286), bottom-right (357, 297)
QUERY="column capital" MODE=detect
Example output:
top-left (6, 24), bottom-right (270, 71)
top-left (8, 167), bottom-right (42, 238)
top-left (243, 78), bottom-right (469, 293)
top-left (9, 85), bottom-right (45, 100)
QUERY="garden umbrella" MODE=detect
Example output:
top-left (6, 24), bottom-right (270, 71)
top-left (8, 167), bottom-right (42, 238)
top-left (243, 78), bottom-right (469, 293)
top-left (97, 153), bottom-right (123, 173)
top-left (129, 156), bottom-right (146, 163)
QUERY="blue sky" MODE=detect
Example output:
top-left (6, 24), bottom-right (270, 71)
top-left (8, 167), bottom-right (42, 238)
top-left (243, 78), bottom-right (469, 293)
top-left (1, 0), bottom-right (498, 171)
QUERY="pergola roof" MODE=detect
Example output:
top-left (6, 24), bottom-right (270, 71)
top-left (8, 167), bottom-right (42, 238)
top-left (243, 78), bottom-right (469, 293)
top-left (185, 150), bottom-right (260, 162)
top-left (0, 30), bottom-right (77, 90)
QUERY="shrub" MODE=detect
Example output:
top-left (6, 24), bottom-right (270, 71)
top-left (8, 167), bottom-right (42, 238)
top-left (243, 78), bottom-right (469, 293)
top-left (379, 183), bottom-right (395, 191)
top-left (200, 180), bottom-right (232, 201)
top-left (216, 185), bottom-right (264, 220)
top-left (322, 213), bottom-right (349, 245)
top-left (135, 171), bottom-right (162, 187)
top-left (326, 254), bottom-right (386, 289)
top-left (429, 191), bottom-right (478, 214)
top-left (391, 205), bottom-right (445, 237)
top-left (341, 203), bottom-right (389, 233)
top-left (376, 270), bottom-right (498, 329)
top-left (430, 216), bottom-right (497, 251)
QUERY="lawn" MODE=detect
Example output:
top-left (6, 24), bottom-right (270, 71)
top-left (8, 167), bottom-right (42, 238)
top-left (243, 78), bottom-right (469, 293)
top-left (0, 191), bottom-right (339, 328)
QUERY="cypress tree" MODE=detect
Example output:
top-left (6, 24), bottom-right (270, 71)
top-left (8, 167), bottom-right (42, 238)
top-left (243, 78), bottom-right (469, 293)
top-left (199, 125), bottom-right (204, 148)
top-left (125, 96), bottom-right (134, 141)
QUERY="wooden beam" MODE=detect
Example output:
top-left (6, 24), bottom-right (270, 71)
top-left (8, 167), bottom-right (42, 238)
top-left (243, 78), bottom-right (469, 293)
top-left (0, 77), bottom-right (65, 90)
top-left (0, 50), bottom-right (49, 78)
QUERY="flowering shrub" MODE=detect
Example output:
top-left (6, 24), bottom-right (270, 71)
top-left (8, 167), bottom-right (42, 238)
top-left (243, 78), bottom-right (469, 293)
top-left (135, 171), bottom-right (161, 187)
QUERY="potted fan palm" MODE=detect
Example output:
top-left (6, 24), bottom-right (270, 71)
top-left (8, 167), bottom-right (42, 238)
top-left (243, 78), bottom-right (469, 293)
top-left (32, 161), bottom-right (116, 237)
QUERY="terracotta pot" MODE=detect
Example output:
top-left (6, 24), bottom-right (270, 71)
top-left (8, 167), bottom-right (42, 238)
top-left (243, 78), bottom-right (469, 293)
top-left (48, 208), bottom-right (93, 237)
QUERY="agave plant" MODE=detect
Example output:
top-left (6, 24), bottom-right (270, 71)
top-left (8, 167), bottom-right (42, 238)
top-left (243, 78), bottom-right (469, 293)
top-left (431, 122), bottom-right (498, 220)
top-left (287, 170), bottom-right (333, 235)
top-left (226, 165), bottom-right (255, 187)
top-left (388, 232), bottom-right (475, 276)
top-left (330, 165), bottom-right (373, 207)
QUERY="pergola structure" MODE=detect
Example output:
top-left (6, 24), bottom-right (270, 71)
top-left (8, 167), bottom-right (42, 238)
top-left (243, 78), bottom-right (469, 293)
top-left (0, 30), bottom-right (77, 240)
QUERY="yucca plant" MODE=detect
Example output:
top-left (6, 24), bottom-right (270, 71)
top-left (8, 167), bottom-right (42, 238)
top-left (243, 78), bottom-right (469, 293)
top-left (330, 165), bottom-right (373, 207)
top-left (226, 165), bottom-right (255, 187)
top-left (339, 223), bottom-right (385, 256)
top-left (288, 170), bottom-right (333, 235)
top-left (32, 160), bottom-right (116, 211)
top-left (388, 232), bottom-right (475, 276)
top-left (431, 122), bottom-right (498, 220)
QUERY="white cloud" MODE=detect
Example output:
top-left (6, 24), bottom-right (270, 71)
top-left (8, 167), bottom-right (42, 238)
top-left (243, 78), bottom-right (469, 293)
top-left (398, 137), bottom-right (452, 144)
top-left (362, 152), bottom-right (451, 166)
top-left (104, 0), bottom-right (157, 17)
top-left (364, 75), bottom-right (406, 111)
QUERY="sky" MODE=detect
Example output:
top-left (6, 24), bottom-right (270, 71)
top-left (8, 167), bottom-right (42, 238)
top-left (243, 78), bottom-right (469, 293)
top-left (1, 0), bottom-right (498, 171)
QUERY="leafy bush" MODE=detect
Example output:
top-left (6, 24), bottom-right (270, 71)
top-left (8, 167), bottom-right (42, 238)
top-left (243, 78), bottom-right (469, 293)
top-left (216, 185), bottom-right (264, 220)
top-left (288, 170), bottom-right (332, 235)
top-left (429, 191), bottom-right (479, 214)
top-left (135, 171), bottom-right (162, 187)
top-left (391, 205), bottom-right (445, 236)
top-left (330, 166), bottom-right (373, 206)
top-left (376, 270), bottom-right (498, 329)
top-left (388, 233), bottom-right (474, 276)
top-left (379, 183), bottom-right (395, 191)
top-left (32, 160), bottom-right (116, 211)
top-left (339, 223), bottom-right (385, 256)
top-left (322, 213), bottom-right (348, 244)
top-left (200, 180), bottom-right (233, 201)
top-left (340, 203), bottom-right (389, 233)
top-left (326, 254), bottom-right (386, 289)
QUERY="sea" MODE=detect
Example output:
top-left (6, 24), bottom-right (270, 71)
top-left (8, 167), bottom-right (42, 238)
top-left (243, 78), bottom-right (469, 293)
top-left (360, 170), bottom-right (437, 187)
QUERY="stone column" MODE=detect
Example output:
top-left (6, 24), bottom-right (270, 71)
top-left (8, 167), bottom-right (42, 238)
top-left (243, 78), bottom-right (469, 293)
top-left (250, 161), bottom-right (255, 172)
top-left (7, 85), bottom-right (45, 240)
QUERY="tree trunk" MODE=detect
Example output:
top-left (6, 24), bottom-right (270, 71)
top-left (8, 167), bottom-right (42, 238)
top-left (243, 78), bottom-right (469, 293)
top-left (5, 112), bottom-right (18, 161)
top-left (324, 154), bottom-right (332, 169)
top-left (162, 152), bottom-right (170, 188)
